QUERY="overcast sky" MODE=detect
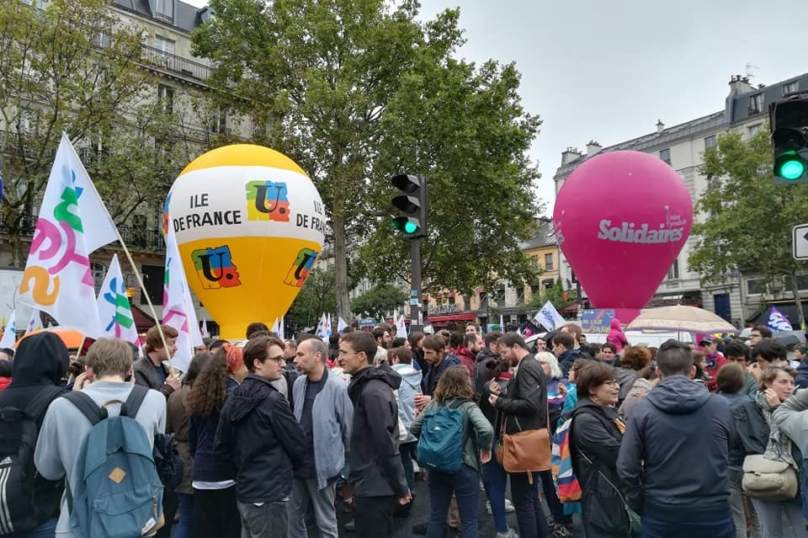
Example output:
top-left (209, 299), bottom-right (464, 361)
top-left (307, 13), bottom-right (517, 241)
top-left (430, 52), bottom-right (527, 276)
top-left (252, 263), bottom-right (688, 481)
top-left (181, 0), bottom-right (808, 214)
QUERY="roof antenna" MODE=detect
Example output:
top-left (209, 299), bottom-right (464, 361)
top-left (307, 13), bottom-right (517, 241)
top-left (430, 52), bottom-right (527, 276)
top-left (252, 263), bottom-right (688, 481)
top-left (746, 63), bottom-right (759, 79)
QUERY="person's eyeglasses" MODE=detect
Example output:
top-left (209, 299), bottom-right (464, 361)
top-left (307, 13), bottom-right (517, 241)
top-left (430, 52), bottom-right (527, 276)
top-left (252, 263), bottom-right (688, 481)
top-left (604, 380), bottom-right (619, 387)
top-left (267, 356), bottom-right (286, 364)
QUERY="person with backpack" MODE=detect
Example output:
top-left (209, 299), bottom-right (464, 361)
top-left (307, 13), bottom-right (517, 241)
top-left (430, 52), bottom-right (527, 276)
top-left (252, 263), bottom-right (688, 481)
top-left (0, 332), bottom-right (69, 538)
top-left (34, 338), bottom-right (167, 538)
top-left (410, 365), bottom-right (493, 538)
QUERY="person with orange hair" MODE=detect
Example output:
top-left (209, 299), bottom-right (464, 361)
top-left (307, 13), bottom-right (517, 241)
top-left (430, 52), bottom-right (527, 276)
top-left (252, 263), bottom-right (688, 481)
top-left (214, 342), bottom-right (247, 393)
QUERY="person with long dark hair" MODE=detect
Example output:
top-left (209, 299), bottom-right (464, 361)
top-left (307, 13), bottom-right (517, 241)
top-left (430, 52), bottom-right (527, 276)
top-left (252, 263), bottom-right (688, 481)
top-left (188, 353), bottom-right (240, 538)
top-left (167, 352), bottom-right (212, 538)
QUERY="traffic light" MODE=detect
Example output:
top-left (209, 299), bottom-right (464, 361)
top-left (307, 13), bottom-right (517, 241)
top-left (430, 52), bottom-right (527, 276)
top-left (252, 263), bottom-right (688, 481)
top-left (771, 97), bottom-right (808, 184)
top-left (391, 174), bottom-right (427, 238)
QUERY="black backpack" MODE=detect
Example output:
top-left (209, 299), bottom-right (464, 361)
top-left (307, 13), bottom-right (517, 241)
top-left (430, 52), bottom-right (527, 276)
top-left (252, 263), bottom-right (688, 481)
top-left (0, 386), bottom-right (64, 535)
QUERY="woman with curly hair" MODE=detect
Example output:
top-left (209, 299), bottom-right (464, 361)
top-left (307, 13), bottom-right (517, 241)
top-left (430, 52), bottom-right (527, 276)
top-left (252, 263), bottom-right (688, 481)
top-left (188, 353), bottom-right (240, 538)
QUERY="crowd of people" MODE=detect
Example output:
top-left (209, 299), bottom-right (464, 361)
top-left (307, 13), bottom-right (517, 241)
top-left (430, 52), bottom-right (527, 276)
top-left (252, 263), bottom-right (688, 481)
top-left (2, 320), bottom-right (808, 538)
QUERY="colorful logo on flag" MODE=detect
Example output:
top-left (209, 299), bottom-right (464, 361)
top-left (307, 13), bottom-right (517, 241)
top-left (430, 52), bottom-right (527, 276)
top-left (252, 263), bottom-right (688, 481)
top-left (191, 245), bottom-right (242, 289)
top-left (162, 193), bottom-right (172, 237)
top-left (102, 276), bottom-right (135, 336)
top-left (284, 248), bottom-right (317, 288)
top-left (246, 181), bottom-right (290, 222)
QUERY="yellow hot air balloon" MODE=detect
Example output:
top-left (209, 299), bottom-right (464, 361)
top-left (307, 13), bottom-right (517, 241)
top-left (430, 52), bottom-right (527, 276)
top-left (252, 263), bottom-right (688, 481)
top-left (166, 145), bottom-right (325, 339)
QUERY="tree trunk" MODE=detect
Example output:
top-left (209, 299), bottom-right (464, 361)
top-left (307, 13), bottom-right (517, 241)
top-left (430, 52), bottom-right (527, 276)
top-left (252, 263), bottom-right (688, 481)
top-left (332, 213), bottom-right (351, 322)
top-left (791, 271), bottom-right (806, 330)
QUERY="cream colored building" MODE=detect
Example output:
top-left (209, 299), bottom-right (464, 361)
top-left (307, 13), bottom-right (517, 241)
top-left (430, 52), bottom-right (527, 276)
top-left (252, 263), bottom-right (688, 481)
top-left (553, 73), bottom-right (808, 328)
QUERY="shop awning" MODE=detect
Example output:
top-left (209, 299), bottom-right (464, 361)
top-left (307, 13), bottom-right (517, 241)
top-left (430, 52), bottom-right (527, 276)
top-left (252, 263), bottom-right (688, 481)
top-left (427, 313), bottom-right (476, 327)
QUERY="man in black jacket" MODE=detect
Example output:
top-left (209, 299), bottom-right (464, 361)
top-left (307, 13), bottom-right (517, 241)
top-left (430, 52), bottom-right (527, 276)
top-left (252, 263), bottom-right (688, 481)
top-left (0, 332), bottom-right (68, 536)
top-left (489, 332), bottom-right (550, 538)
top-left (617, 339), bottom-right (737, 538)
top-left (214, 334), bottom-right (307, 538)
top-left (340, 331), bottom-right (410, 538)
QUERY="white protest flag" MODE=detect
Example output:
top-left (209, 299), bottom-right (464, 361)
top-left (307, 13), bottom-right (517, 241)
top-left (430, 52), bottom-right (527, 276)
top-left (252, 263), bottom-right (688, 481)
top-left (533, 300), bottom-right (566, 331)
top-left (201, 319), bottom-right (210, 339)
top-left (96, 254), bottom-right (139, 346)
top-left (338, 316), bottom-right (348, 334)
top-left (279, 317), bottom-right (285, 341)
top-left (270, 317), bottom-right (280, 334)
top-left (326, 313), bottom-right (333, 339)
top-left (396, 315), bottom-right (407, 338)
top-left (0, 311), bottom-right (17, 349)
top-left (315, 313), bottom-right (328, 340)
top-left (24, 309), bottom-right (43, 335)
top-left (17, 134), bottom-right (118, 338)
top-left (163, 227), bottom-right (202, 372)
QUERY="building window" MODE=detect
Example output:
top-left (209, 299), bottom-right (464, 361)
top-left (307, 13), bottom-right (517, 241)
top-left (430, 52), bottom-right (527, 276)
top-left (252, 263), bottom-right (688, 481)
top-left (749, 93), bottom-right (764, 115)
top-left (157, 84), bottom-right (174, 114)
top-left (154, 35), bottom-right (175, 55)
top-left (530, 284), bottom-right (540, 296)
top-left (516, 288), bottom-right (525, 304)
top-left (746, 278), bottom-right (767, 295)
top-left (448, 296), bottom-right (455, 305)
top-left (666, 259), bottom-right (680, 280)
top-left (544, 253), bottom-right (554, 271)
top-left (704, 135), bottom-right (717, 150)
top-left (154, 0), bottom-right (174, 22)
top-left (92, 29), bottom-right (111, 48)
top-left (212, 108), bottom-right (228, 134)
top-left (784, 275), bottom-right (808, 292)
top-left (659, 148), bottom-right (671, 165)
top-left (748, 123), bottom-right (762, 137)
top-left (22, 0), bottom-right (45, 9)
top-left (784, 81), bottom-right (800, 96)
top-left (18, 110), bottom-right (37, 136)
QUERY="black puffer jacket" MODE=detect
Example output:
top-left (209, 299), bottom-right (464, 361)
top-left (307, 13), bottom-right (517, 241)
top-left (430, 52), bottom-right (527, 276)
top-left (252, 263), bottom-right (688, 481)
top-left (570, 398), bottom-right (630, 538)
top-left (348, 365), bottom-right (408, 498)
top-left (214, 374), bottom-right (307, 503)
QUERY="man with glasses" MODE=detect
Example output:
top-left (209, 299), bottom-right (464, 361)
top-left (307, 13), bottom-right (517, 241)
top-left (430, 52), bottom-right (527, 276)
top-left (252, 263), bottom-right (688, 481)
top-left (724, 340), bottom-right (758, 395)
top-left (214, 335), bottom-right (308, 538)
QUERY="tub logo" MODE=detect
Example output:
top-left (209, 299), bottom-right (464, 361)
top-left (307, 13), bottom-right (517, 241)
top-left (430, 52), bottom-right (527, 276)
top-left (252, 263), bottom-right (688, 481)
top-left (284, 248), bottom-right (317, 288)
top-left (191, 245), bottom-right (242, 289)
top-left (597, 220), bottom-right (684, 244)
top-left (246, 181), bottom-right (290, 222)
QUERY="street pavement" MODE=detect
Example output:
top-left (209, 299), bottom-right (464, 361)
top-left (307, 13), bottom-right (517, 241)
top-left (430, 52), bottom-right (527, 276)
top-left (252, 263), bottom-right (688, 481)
top-left (323, 474), bottom-right (587, 538)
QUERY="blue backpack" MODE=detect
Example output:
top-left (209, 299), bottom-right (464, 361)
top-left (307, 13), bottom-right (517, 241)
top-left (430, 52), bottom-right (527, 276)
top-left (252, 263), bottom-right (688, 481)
top-left (64, 385), bottom-right (164, 538)
top-left (416, 400), bottom-right (467, 474)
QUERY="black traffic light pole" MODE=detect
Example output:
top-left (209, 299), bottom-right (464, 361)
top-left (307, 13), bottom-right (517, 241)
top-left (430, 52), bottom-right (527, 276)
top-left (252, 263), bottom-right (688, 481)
top-left (390, 174), bottom-right (428, 332)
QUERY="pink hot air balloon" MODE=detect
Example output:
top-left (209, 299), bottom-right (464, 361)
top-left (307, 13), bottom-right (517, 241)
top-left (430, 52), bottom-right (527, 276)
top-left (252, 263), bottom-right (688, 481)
top-left (553, 150), bottom-right (693, 310)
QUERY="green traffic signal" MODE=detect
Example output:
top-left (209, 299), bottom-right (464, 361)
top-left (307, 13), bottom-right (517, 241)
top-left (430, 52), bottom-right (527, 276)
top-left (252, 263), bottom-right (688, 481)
top-left (778, 152), bottom-right (806, 180)
top-left (391, 217), bottom-right (419, 234)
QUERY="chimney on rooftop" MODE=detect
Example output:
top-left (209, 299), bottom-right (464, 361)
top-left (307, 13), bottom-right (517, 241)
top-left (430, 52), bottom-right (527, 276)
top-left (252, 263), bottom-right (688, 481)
top-left (656, 120), bottom-right (665, 133)
top-left (561, 147), bottom-right (583, 166)
top-left (728, 74), bottom-right (755, 95)
top-left (586, 140), bottom-right (602, 157)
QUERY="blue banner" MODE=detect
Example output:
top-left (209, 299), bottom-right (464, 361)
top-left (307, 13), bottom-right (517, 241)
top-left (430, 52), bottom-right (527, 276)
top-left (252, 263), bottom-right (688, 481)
top-left (581, 309), bottom-right (615, 334)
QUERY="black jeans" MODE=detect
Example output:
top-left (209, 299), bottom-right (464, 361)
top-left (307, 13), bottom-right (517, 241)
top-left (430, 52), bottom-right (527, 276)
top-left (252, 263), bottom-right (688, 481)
top-left (355, 496), bottom-right (398, 538)
top-left (192, 486), bottom-right (241, 538)
top-left (539, 470), bottom-right (566, 524)
top-left (510, 473), bottom-right (550, 538)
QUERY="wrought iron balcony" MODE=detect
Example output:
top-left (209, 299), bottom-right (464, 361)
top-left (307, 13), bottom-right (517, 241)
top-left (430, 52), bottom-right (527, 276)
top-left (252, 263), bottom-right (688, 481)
top-left (141, 45), bottom-right (211, 82)
top-left (0, 217), bottom-right (166, 253)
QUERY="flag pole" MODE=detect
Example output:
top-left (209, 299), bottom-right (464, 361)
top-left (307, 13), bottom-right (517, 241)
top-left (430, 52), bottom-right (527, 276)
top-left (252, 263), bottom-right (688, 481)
top-left (117, 240), bottom-right (172, 368)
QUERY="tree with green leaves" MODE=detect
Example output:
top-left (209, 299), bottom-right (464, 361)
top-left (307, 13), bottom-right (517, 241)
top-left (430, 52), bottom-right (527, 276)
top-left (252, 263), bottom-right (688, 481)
top-left (192, 0), bottom-right (541, 319)
top-left (285, 267), bottom-right (337, 335)
top-left (351, 284), bottom-right (407, 320)
top-left (689, 129), bottom-right (808, 328)
top-left (526, 278), bottom-right (572, 311)
top-left (0, 0), bottom-right (201, 264)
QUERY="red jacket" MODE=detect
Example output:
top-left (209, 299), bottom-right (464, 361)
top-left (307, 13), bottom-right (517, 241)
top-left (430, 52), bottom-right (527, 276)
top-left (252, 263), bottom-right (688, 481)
top-left (0, 377), bottom-right (11, 391)
top-left (454, 346), bottom-right (476, 378)
top-left (704, 353), bottom-right (726, 393)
